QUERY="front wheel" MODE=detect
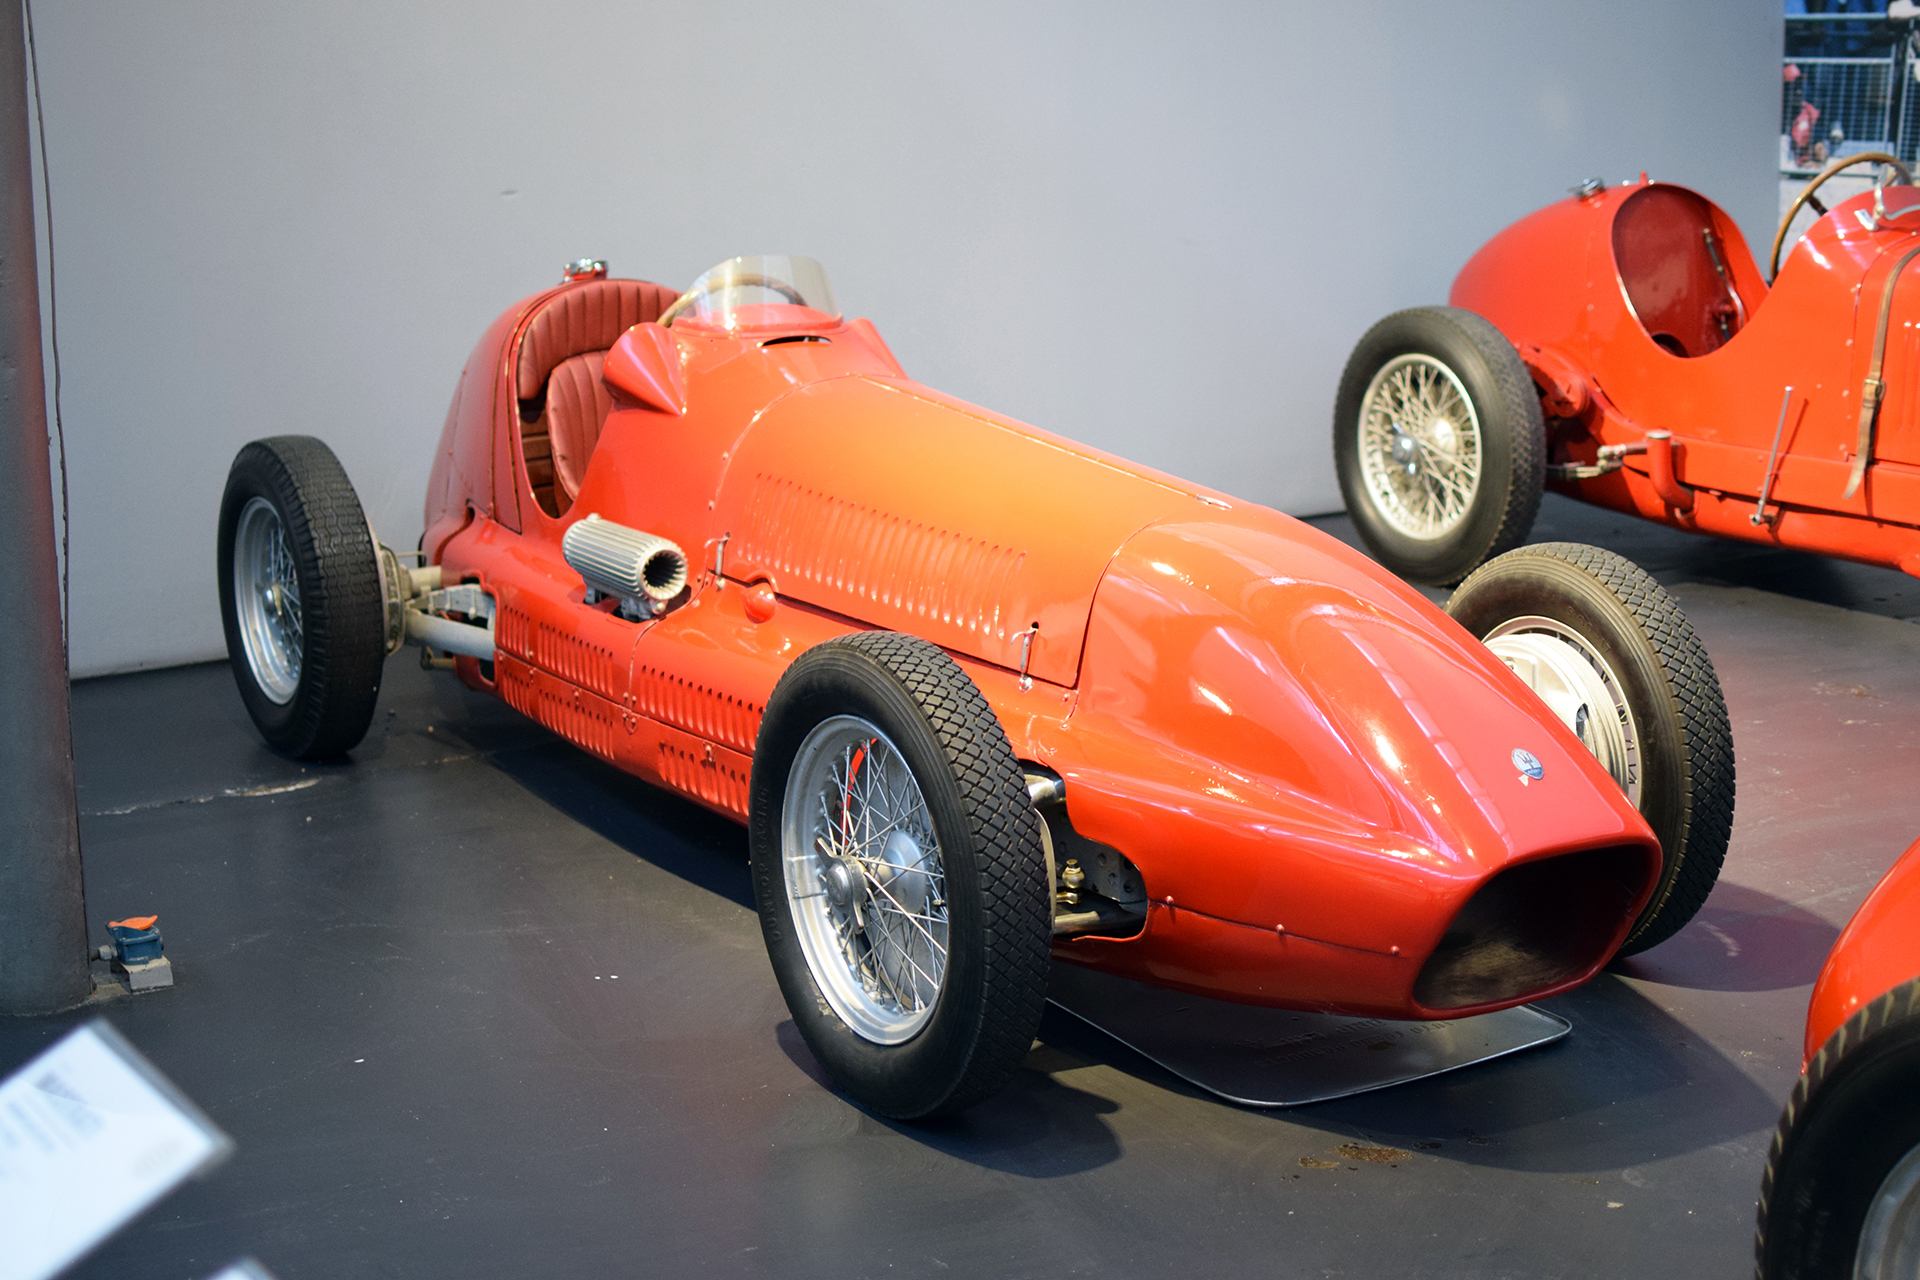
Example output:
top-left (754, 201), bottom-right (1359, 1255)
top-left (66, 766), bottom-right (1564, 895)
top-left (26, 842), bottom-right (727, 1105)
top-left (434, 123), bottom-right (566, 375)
top-left (217, 436), bottom-right (387, 759)
top-left (1334, 306), bottom-right (1545, 586)
top-left (1758, 979), bottom-right (1920, 1279)
top-left (1447, 543), bottom-right (1735, 954)
top-left (749, 632), bottom-right (1052, 1119)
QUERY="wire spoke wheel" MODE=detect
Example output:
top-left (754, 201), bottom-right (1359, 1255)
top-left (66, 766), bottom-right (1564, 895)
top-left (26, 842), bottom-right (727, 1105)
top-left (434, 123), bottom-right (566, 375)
top-left (783, 716), bottom-right (949, 1043)
top-left (1357, 354), bottom-right (1484, 540)
top-left (750, 631), bottom-right (1051, 1119)
top-left (233, 496), bottom-right (305, 704)
top-left (218, 436), bottom-right (387, 758)
top-left (1334, 308), bottom-right (1543, 586)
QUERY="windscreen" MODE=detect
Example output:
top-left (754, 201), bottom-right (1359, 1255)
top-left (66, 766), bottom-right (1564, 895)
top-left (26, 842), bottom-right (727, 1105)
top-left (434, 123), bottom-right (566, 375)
top-left (665, 255), bottom-right (839, 330)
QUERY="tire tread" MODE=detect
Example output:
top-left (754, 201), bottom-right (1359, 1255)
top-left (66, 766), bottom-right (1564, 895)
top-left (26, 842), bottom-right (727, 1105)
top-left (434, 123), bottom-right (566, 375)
top-left (220, 436), bottom-right (385, 758)
top-left (1756, 976), bottom-right (1920, 1277)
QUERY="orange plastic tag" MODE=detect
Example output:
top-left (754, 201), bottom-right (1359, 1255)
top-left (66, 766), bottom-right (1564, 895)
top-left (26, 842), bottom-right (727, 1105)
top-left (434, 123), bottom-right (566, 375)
top-left (108, 916), bottom-right (158, 931)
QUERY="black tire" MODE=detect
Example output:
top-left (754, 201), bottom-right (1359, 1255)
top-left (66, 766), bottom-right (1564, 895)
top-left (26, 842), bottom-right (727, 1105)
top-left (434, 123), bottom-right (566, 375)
top-left (1334, 306), bottom-right (1545, 586)
top-left (1446, 543), bottom-right (1734, 954)
top-left (749, 631), bottom-right (1051, 1120)
top-left (1757, 978), bottom-right (1920, 1279)
top-left (217, 436), bottom-right (386, 759)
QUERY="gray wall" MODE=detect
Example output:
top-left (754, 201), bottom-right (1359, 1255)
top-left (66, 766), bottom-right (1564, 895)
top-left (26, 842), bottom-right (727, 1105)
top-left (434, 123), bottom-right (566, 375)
top-left (27, 1), bottom-right (1781, 677)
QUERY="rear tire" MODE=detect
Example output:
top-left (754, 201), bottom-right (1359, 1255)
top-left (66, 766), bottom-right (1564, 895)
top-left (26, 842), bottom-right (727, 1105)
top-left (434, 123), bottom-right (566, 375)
top-left (1335, 307), bottom-right (1544, 586)
top-left (217, 436), bottom-right (386, 759)
top-left (1758, 979), bottom-right (1920, 1280)
top-left (749, 632), bottom-right (1051, 1120)
top-left (1446, 543), bottom-right (1734, 954)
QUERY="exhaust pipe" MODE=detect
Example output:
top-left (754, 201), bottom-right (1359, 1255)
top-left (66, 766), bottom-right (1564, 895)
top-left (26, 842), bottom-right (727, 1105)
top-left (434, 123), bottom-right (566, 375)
top-left (562, 514), bottom-right (688, 618)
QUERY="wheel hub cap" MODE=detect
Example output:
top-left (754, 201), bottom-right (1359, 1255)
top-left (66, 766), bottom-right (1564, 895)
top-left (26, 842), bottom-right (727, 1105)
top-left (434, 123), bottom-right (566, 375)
top-left (822, 858), bottom-right (859, 908)
top-left (877, 830), bottom-right (932, 915)
top-left (1390, 426), bottom-right (1420, 473)
top-left (1857, 1141), bottom-right (1920, 1279)
top-left (1484, 617), bottom-right (1641, 805)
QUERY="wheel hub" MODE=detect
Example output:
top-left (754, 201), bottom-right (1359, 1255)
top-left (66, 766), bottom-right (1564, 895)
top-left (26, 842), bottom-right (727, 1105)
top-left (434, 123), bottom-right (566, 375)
top-left (822, 857), bottom-right (859, 908)
top-left (1390, 426), bottom-right (1421, 474)
top-left (876, 829), bottom-right (931, 914)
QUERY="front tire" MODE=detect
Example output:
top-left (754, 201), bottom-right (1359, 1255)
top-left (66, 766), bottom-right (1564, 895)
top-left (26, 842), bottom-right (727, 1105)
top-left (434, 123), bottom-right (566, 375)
top-left (749, 632), bottom-right (1051, 1119)
top-left (1758, 979), bottom-right (1920, 1279)
top-left (1447, 544), bottom-right (1735, 954)
top-left (217, 436), bottom-right (386, 759)
top-left (1335, 307), bottom-right (1545, 586)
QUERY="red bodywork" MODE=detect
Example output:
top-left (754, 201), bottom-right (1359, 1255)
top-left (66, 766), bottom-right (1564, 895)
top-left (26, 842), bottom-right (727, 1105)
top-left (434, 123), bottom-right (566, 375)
top-left (422, 274), bottom-right (1661, 1020)
top-left (1452, 177), bottom-right (1920, 578)
top-left (1804, 837), bottom-right (1920, 1062)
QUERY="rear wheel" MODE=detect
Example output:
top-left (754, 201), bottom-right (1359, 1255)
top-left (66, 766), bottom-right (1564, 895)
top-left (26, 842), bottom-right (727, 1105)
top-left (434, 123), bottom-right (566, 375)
top-left (1758, 979), bottom-right (1920, 1279)
top-left (217, 436), bottom-right (386, 758)
top-left (1447, 543), bottom-right (1734, 954)
top-left (1335, 307), bottom-right (1544, 586)
top-left (749, 632), bottom-right (1051, 1119)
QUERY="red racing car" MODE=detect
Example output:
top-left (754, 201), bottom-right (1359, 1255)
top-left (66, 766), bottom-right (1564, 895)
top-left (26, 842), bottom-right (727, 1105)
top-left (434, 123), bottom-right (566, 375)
top-left (1756, 834), bottom-right (1920, 1280)
top-left (217, 256), bottom-right (1735, 1117)
top-left (1337, 155), bottom-right (1920, 588)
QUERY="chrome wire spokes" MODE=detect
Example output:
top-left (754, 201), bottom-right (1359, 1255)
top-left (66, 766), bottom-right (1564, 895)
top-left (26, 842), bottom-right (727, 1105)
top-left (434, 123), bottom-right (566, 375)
top-left (783, 717), bottom-right (948, 1043)
top-left (234, 496), bottom-right (303, 703)
top-left (1357, 354), bottom-right (1484, 540)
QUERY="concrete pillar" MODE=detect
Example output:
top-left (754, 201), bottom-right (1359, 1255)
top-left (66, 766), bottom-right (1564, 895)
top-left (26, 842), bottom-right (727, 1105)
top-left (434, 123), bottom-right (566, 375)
top-left (0, 0), bottom-right (90, 1015)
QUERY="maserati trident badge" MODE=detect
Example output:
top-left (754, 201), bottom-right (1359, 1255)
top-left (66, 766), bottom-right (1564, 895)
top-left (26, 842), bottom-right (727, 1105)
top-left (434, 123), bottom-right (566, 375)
top-left (1512, 748), bottom-right (1544, 785)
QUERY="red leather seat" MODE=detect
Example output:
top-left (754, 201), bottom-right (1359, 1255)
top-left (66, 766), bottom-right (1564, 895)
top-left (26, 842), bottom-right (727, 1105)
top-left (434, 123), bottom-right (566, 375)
top-left (517, 278), bottom-right (679, 514)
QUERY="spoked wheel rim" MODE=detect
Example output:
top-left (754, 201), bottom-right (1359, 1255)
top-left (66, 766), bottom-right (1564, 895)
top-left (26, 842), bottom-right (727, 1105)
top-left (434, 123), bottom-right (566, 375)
top-left (1858, 1142), bottom-right (1920, 1279)
top-left (782, 716), bottom-right (949, 1044)
top-left (233, 496), bottom-right (303, 705)
top-left (1357, 354), bottom-right (1484, 540)
top-left (1484, 615), bottom-right (1641, 806)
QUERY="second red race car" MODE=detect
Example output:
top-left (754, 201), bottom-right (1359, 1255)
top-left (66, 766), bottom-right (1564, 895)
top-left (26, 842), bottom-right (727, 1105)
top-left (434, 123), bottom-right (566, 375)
top-left (1337, 155), bottom-right (1920, 589)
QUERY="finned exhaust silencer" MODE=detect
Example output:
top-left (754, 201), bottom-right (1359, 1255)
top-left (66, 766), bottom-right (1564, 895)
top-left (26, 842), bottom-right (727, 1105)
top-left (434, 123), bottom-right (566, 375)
top-left (562, 514), bottom-right (689, 615)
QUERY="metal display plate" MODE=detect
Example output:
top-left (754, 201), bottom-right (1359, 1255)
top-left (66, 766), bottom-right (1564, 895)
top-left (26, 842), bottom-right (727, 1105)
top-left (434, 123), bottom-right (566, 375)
top-left (1048, 964), bottom-right (1571, 1108)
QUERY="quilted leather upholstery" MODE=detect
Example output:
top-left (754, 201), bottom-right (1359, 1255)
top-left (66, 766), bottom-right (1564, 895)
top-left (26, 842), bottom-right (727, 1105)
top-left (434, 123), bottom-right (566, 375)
top-left (515, 279), bottom-right (679, 401)
top-left (547, 351), bottom-right (615, 504)
top-left (516, 277), bottom-right (678, 515)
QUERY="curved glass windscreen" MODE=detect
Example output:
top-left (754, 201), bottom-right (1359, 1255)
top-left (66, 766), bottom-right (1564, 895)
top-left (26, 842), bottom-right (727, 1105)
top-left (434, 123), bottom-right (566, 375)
top-left (663, 255), bottom-right (839, 331)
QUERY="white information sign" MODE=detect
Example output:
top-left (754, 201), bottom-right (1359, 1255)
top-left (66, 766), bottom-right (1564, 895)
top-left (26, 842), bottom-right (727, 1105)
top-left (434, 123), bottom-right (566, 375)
top-left (0, 1021), bottom-right (232, 1280)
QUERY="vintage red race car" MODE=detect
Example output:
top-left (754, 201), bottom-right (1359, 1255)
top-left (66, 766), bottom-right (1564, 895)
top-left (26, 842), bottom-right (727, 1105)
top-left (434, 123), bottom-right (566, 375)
top-left (1756, 834), bottom-right (1920, 1279)
top-left (217, 256), bottom-right (1734, 1117)
top-left (1335, 154), bottom-right (1920, 588)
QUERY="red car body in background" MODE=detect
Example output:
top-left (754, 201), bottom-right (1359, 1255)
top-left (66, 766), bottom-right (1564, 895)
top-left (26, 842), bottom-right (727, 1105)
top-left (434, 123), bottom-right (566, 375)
top-left (1338, 157), bottom-right (1920, 591)
top-left (1757, 837), bottom-right (1920, 1279)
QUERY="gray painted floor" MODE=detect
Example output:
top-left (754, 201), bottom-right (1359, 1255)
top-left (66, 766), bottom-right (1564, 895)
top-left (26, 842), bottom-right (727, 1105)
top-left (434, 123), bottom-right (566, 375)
top-left (5, 493), bottom-right (1918, 1279)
